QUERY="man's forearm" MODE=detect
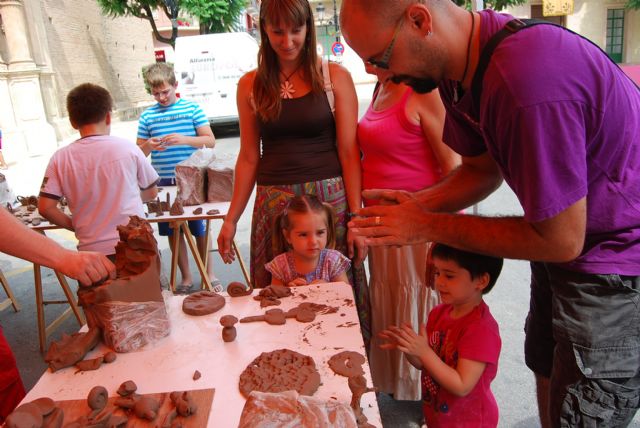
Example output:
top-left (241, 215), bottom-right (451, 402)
top-left (0, 209), bottom-right (71, 269)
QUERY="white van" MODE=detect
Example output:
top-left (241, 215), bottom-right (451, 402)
top-left (173, 32), bottom-right (259, 127)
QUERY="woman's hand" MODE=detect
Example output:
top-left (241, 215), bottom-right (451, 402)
top-left (347, 228), bottom-right (368, 265)
top-left (217, 220), bottom-right (237, 264)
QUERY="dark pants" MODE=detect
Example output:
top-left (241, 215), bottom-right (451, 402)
top-left (525, 262), bottom-right (640, 427)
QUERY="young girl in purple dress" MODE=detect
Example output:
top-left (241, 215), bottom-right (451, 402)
top-left (265, 195), bottom-right (350, 287)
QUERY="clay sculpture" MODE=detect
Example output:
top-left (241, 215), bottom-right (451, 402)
top-left (77, 216), bottom-right (169, 353)
top-left (87, 386), bottom-right (109, 411)
top-left (220, 315), bottom-right (238, 342)
top-left (253, 285), bottom-right (292, 307)
top-left (169, 198), bottom-right (184, 216)
top-left (348, 375), bottom-right (376, 428)
top-left (238, 349), bottom-right (321, 398)
top-left (227, 281), bottom-right (253, 297)
top-left (328, 351), bottom-right (366, 378)
top-left (44, 328), bottom-right (101, 372)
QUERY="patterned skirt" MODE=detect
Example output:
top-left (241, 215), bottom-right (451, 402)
top-left (251, 176), bottom-right (371, 345)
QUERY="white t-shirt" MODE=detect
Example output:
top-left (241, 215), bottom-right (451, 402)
top-left (40, 135), bottom-right (159, 254)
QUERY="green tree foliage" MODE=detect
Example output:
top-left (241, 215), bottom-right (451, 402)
top-left (453, 0), bottom-right (526, 11)
top-left (626, 0), bottom-right (640, 9)
top-left (96, 0), bottom-right (247, 48)
top-left (182, 0), bottom-right (246, 34)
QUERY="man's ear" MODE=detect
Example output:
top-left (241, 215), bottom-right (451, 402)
top-left (105, 111), bottom-right (111, 126)
top-left (407, 4), bottom-right (433, 37)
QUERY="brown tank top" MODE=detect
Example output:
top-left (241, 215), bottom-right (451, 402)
top-left (257, 91), bottom-right (341, 185)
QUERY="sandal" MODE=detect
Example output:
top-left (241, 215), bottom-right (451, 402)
top-left (175, 284), bottom-right (193, 295)
top-left (211, 279), bottom-right (223, 293)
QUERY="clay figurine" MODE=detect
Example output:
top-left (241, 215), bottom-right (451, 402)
top-left (227, 281), bottom-right (253, 297)
top-left (44, 328), bottom-right (101, 372)
top-left (348, 375), bottom-right (376, 428)
top-left (220, 315), bottom-right (238, 342)
top-left (117, 380), bottom-right (137, 396)
top-left (87, 386), bottom-right (109, 411)
top-left (328, 351), bottom-right (366, 378)
top-left (192, 207), bottom-right (203, 215)
top-left (182, 290), bottom-right (225, 316)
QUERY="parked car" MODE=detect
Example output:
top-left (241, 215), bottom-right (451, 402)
top-left (174, 32), bottom-right (259, 128)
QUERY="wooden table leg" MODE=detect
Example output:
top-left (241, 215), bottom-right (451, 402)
top-left (200, 220), bottom-right (211, 290)
top-left (54, 272), bottom-right (85, 325)
top-left (0, 269), bottom-right (20, 312)
top-left (34, 264), bottom-right (47, 353)
top-left (232, 239), bottom-right (251, 286)
top-left (181, 222), bottom-right (212, 291)
top-left (169, 221), bottom-right (181, 293)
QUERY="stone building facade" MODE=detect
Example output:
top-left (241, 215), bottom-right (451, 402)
top-left (0, 0), bottom-right (155, 163)
top-left (505, 0), bottom-right (640, 64)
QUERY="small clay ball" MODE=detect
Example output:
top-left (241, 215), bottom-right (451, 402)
top-left (193, 370), bottom-right (201, 381)
top-left (87, 386), bottom-right (108, 411)
top-left (117, 380), bottom-right (137, 397)
top-left (103, 351), bottom-right (117, 363)
top-left (220, 315), bottom-right (238, 327)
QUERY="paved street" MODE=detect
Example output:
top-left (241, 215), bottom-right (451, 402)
top-left (1, 83), bottom-right (638, 427)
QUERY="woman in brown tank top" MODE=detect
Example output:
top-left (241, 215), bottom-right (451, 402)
top-left (216, 0), bottom-right (371, 344)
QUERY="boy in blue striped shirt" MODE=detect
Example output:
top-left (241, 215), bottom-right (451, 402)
top-left (137, 63), bottom-right (220, 293)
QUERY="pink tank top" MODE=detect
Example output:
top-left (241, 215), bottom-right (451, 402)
top-left (357, 87), bottom-right (442, 206)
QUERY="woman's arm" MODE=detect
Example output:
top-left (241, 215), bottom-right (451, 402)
top-left (330, 62), bottom-right (366, 263)
top-left (411, 89), bottom-right (460, 176)
top-left (217, 72), bottom-right (261, 264)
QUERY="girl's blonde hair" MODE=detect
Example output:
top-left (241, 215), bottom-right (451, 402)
top-left (272, 194), bottom-right (337, 255)
top-left (254, 0), bottom-right (324, 122)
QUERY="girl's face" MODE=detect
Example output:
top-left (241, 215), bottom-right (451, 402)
top-left (284, 211), bottom-right (328, 261)
top-left (433, 257), bottom-right (488, 308)
top-left (265, 21), bottom-right (308, 63)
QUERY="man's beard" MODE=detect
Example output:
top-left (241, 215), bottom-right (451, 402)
top-left (390, 75), bottom-right (439, 94)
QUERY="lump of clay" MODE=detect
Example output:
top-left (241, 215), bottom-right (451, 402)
top-left (220, 315), bottom-right (238, 342)
top-left (88, 386), bottom-right (109, 411)
top-left (169, 198), bottom-right (184, 216)
top-left (253, 285), bottom-right (292, 307)
top-left (170, 391), bottom-right (197, 417)
top-left (182, 291), bottom-right (225, 316)
top-left (117, 380), bottom-right (137, 396)
top-left (192, 207), bottom-right (203, 215)
top-left (238, 349), bottom-right (321, 398)
top-left (4, 398), bottom-right (62, 428)
top-left (238, 390), bottom-right (357, 428)
top-left (227, 281), bottom-right (252, 297)
top-left (75, 356), bottom-right (104, 372)
top-left (77, 216), bottom-right (169, 353)
top-left (44, 328), bottom-right (101, 372)
top-left (349, 375), bottom-right (376, 428)
top-left (176, 149), bottom-right (216, 206)
top-left (206, 154), bottom-right (234, 202)
top-left (133, 396), bottom-right (160, 420)
top-left (193, 370), bottom-right (201, 381)
top-left (328, 351), bottom-right (366, 378)
top-left (103, 351), bottom-right (117, 363)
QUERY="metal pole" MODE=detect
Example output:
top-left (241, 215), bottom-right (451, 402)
top-left (333, 0), bottom-right (339, 41)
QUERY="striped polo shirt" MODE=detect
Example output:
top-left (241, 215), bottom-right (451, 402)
top-left (137, 98), bottom-right (209, 178)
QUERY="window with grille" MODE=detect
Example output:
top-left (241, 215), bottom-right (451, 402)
top-left (606, 9), bottom-right (624, 63)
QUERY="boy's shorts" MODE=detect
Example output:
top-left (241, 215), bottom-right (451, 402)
top-left (158, 220), bottom-right (206, 237)
top-left (524, 262), bottom-right (640, 426)
top-left (156, 177), bottom-right (207, 238)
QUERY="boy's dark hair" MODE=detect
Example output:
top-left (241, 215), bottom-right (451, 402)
top-left (66, 83), bottom-right (113, 127)
top-left (431, 243), bottom-right (503, 294)
top-left (143, 62), bottom-right (176, 88)
top-left (272, 194), bottom-right (337, 255)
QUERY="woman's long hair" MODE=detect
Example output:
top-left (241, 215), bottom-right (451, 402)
top-left (272, 194), bottom-right (337, 256)
top-left (254, 0), bottom-right (324, 122)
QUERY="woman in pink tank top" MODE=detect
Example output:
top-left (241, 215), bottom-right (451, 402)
top-left (357, 64), bottom-right (459, 403)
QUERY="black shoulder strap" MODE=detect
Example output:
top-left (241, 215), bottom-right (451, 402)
top-left (469, 18), bottom-right (639, 123)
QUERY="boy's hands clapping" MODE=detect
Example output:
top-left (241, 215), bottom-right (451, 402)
top-left (379, 323), bottom-right (431, 359)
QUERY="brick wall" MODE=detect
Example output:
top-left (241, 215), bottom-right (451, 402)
top-left (39, 0), bottom-right (156, 118)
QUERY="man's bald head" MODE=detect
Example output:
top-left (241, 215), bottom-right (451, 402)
top-left (341, 0), bottom-right (444, 32)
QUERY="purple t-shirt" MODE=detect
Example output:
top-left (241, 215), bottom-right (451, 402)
top-left (440, 10), bottom-right (640, 275)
